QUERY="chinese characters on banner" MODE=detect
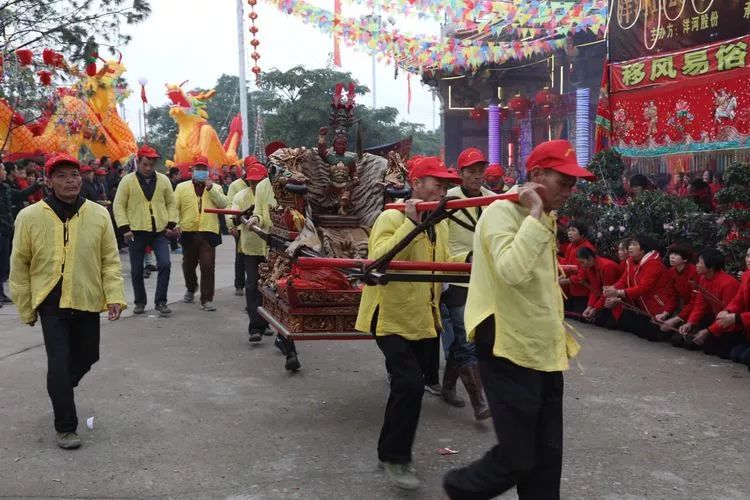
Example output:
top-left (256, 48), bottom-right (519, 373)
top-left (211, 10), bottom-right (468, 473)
top-left (518, 115), bottom-right (533, 181)
top-left (610, 0), bottom-right (750, 62)
top-left (611, 35), bottom-right (750, 91)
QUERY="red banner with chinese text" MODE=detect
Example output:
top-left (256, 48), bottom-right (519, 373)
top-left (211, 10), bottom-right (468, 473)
top-left (611, 35), bottom-right (750, 92)
top-left (609, 65), bottom-right (750, 157)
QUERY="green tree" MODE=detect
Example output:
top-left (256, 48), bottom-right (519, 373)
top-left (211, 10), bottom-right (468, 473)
top-left (0, 0), bottom-right (151, 59)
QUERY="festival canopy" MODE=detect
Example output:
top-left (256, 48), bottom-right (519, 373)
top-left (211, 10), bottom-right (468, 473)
top-left (265, 0), bottom-right (608, 74)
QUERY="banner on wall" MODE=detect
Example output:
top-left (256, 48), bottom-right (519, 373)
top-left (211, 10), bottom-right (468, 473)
top-left (609, 0), bottom-right (749, 62)
top-left (609, 65), bottom-right (750, 157)
top-left (610, 35), bottom-right (750, 92)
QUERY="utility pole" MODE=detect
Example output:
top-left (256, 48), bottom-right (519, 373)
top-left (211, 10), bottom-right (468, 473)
top-left (236, 0), bottom-right (250, 157)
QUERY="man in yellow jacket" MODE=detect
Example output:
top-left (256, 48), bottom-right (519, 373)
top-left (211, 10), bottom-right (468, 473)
top-left (113, 145), bottom-right (177, 316)
top-left (355, 156), bottom-right (466, 491)
top-left (440, 147), bottom-right (493, 420)
top-left (443, 140), bottom-right (594, 499)
top-left (173, 156), bottom-right (227, 311)
top-left (230, 162), bottom-right (269, 342)
top-left (226, 157), bottom-right (257, 296)
top-left (10, 153), bottom-right (126, 450)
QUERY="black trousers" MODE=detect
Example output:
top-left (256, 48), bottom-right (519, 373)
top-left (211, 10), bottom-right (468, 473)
top-left (40, 311), bottom-right (100, 433)
top-left (619, 310), bottom-right (670, 342)
top-left (234, 235), bottom-right (246, 289)
top-left (244, 255), bottom-right (268, 333)
top-left (444, 318), bottom-right (564, 500)
top-left (375, 334), bottom-right (439, 464)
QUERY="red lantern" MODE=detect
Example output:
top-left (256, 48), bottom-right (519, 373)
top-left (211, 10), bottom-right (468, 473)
top-left (247, 0), bottom-right (257, 4)
top-left (251, 66), bottom-right (261, 74)
top-left (15, 49), bottom-right (33, 66)
top-left (12, 111), bottom-right (25, 126)
top-left (251, 52), bottom-right (260, 60)
top-left (250, 39), bottom-right (260, 47)
top-left (42, 48), bottom-right (63, 67)
top-left (469, 107), bottom-right (487, 121)
top-left (37, 70), bottom-right (52, 86)
top-left (85, 62), bottom-right (97, 77)
top-left (249, 12), bottom-right (258, 20)
top-left (508, 95), bottom-right (531, 117)
top-left (534, 88), bottom-right (560, 115)
top-left (249, 26), bottom-right (259, 34)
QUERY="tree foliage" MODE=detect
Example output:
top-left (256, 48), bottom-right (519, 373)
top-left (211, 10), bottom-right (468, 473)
top-left (0, 0), bottom-right (152, 59)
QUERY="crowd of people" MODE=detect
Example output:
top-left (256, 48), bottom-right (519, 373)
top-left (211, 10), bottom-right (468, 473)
top-left (5, 139), bottom-right (750, 499)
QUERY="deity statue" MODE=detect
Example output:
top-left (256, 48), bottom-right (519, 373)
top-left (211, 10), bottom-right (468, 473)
top-left (318, 127), bottom-right (359, 215)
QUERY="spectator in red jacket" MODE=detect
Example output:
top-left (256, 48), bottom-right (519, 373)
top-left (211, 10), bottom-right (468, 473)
top-left (578, 247), bottom-right (623, 328)
top-left (669, 249), bottom-right (740, 355)
top-left (718, 248), bottom-right (750, 366)
top-left (603, 234), bottom-right (676, 342)
top-left (660, 243), bottom-right (697, 313)
top-left (616, 238), bottom-right (631, 274)
top-left (559, 221), bottom-right (596, 315)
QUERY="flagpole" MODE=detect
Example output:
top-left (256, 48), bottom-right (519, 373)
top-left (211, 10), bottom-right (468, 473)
top-left (236, 0), bottom-right (250, 157)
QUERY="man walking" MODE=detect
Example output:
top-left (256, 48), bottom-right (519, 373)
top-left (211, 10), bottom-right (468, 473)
top-left (231, 161), bottom-right (269, 341)
top-left (174, 156), bottom-right (227, 311)
top-left (355, 157), bottom-right (468, 491)
top-left (113, 145), bottom-right (177, 316)
top-left (10, 153), bottom-right (125, 449)
top-left (227, 157), bottom-right (257, 296)
top-left (443, 140), bottom-right (594, 499)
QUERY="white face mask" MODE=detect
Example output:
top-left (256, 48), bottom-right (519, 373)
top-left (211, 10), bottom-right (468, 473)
top-left (192, 170), bottom-right (208, 182)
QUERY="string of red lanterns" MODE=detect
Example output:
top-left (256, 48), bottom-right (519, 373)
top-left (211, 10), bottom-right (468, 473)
top-left (247, 0), bottom-right (261, 84)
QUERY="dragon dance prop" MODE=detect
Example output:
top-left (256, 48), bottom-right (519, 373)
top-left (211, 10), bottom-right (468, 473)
top-left (0, 54), bottom-right (137, 162)
top-left (165, 82), bottom-right (242, 168)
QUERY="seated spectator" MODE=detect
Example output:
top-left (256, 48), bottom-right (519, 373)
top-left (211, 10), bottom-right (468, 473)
top-left (667, 171), bottom-right (689, 197)
top-left (669, 249), bottom-right (740, 356)
top-left (616, 238), bottom-right (631, 275)
top-left (603, 234), bottom-right (676, 342)
top-left (719, 248), bottom-right (750, 366)
top-left (577, 247), bottom-right (623, 328)
top-left (703, 170), bottom-right (723, 195)
top-left (629, 174), bottom-right (649, 197)
top-left (560, 221), bottom-right (596, 315)
top-left (656, 243), bottom-right (697, 320)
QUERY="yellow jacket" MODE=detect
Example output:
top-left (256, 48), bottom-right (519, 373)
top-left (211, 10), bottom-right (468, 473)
top-left (465, 194), bottom-right (580, 372)
top-left (355, 210), bottom-right (467, 341)
top-left (231, 186), bottom-right (267, 256)
top-left (174, 181), bottom-right (227, 234)
top-left (446, 185), bottom-right (495, 288)
top-left (10, 200), bottom-right (126, 324)
top-left (113, 172), bottom-right (177, 232)
top-left (252, 177), bottom-right (277, 230)
top-left (227, 178), bottom-right (249, 206)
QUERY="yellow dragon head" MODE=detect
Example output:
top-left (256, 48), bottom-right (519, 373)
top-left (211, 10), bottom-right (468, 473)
top-left (166, 82), bottom-right (215, 121)
top-left (82, 53), bottom-right (131, 113)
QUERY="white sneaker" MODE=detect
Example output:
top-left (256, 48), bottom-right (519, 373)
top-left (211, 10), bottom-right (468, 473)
top-left (201, 302), bottom-right (216, 311)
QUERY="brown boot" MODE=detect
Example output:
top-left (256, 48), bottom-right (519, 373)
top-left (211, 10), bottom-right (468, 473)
top-left (441, 360), bottom-right (465, 407)
top-left (459, 363), bottom-right (491, 420)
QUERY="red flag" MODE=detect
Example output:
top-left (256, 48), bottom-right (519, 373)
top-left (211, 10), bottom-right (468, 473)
top-left (140, 85), bottom-right (148, 104)
top-left (333, 0), bottom-right (342, 67)
top-left (407, 73), bottom-right (412, 114)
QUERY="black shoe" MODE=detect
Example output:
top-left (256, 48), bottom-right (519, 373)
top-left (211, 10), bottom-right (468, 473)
top-left (285, 353), bottom-right (301, 371)
top-left (0, 294), bottom-right (12, 304)
top-left (248, 331), bottom-right (262, 342)
top-left (274, 335), bottom-right (288, 355)
top-left (155, 303), bottom-right (172, 316)
top-left (148, 264), bottom-right (157, 272)
top-left (143, 270), bottom-right (151, 279)
top-left (133, 304), bottom-right (146, 314)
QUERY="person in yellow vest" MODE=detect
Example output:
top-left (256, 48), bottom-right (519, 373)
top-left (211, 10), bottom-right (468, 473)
top-left (173, 156), bottom-right (227, 311)
top-left (10, 153), bottom-right (126, 450)
top-left (440, 147), bottom-right (493, 420)
top-left (113, 145), bottom-right (177, 316)
top-left (230, 161), bottom-right (269, 342)
top-left (443, 140), bottom-right (594, 499)
top-left (227, 157), bottom-right (257, 296)
top-left (355, 157), bottom-right (468, 491)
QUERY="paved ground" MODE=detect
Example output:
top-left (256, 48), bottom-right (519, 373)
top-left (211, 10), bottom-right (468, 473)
top-left (2, 236), bottom-right (750, 499)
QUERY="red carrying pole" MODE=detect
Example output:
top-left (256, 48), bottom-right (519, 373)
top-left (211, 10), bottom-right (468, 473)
top-left (384, 192), bottom-right (519, 212)
top-left (204, 208), bottom-right (243, 215)
top-left (296, 257), bottom-right (471, 273)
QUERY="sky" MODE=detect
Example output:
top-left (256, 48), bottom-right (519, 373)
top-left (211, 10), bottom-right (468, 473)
top-left (118, 0), bottom-right (440, 144)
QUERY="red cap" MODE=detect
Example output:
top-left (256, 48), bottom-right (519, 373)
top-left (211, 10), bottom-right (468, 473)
top-left (265, 141), bottom-right (286, 157)
top-left (245, 163), bottom-right (268, 181)
top-left (95, 168), bottom-right (107, 176)
top-left (408, 156), bottom-right (462, 184)
top-left (457, 147), bottom-right (488, 169)
top-left (193, 156), bottom-right (210, 168)
top-left (525, 140), bottom-right (595, 180)
top-left (137, 144), bottom-right (160, 159)
top-left (484, 164), bottom-right (505, 181)
top-left (44, 153), bottom-right (80, 176)
top-left (243, 156), bottom-right (260, 169)
top-left (80, 165), bottom-right (93, 174)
